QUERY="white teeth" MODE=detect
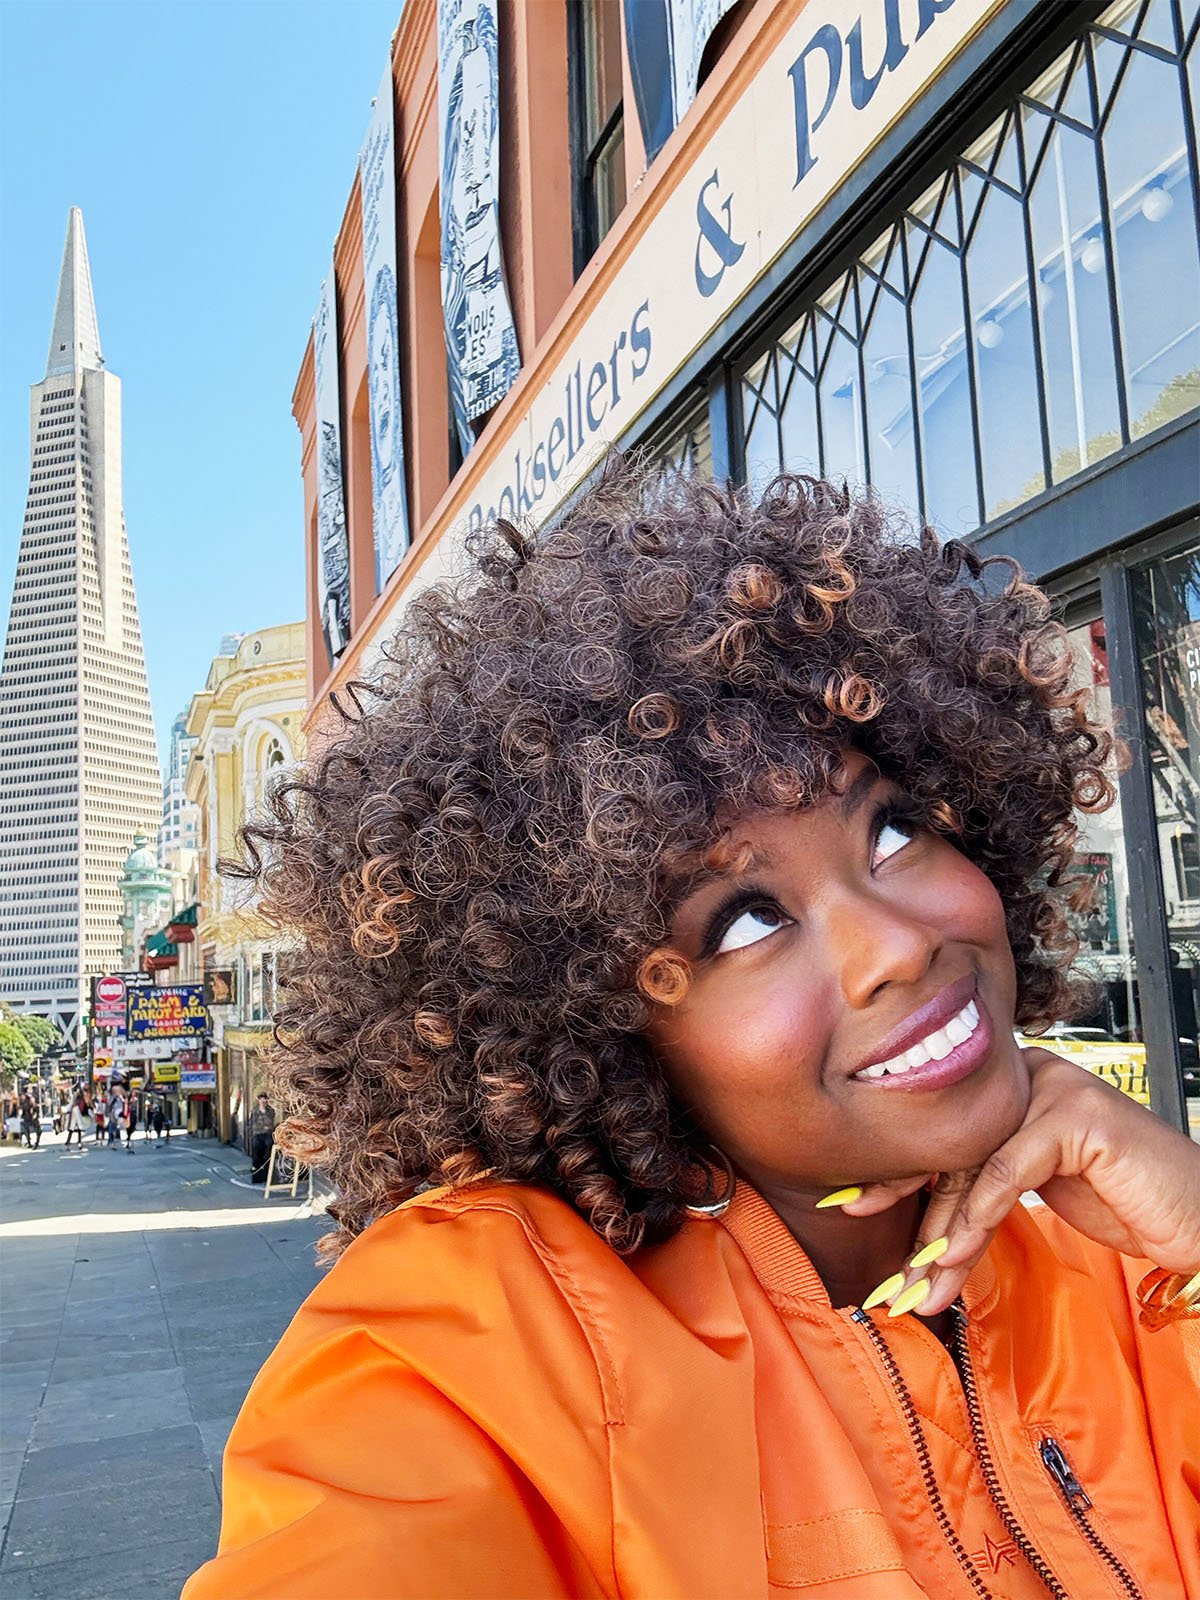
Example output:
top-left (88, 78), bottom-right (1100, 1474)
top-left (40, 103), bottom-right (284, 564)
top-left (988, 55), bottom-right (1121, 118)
top-left (854, 996), bottom-right (982, 1079)
top-left (944, 1016), bottom-right (971, 1046)
top-left (924, 1027), bottom-right (954, 1061)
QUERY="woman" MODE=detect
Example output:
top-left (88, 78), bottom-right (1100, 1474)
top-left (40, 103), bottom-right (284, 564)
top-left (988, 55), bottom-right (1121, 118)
top-left (65, 1087), bottom-right (89, 1148)
top-left (106, 1086), bottom-right (124, 1148)
top-left (184, 470), bottom-right (1198, 1599)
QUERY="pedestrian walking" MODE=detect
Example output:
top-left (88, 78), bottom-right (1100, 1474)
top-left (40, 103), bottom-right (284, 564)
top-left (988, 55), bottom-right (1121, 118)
top-left (65, 1089), bottom-right (89, 1148)
top-left (249, 1094), bottom-right (276, 1184)
top-left (152, 1102), bottom-right (165, 1143)
top-left (93, 1098), bottom-right (105, 1143)
top-left (106, 1088), bottom-right (125, 1147)
top-left (19, 1091), bottom-right (40, 1148)
top-left (124, 1094), bottom-right (138, 1150)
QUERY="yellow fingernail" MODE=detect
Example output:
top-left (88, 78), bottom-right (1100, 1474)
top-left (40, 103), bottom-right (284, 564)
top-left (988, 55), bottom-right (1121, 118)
top-left (909, 1236), bottom-right (949, 1270)
top-left (888, 1278), bottom-right (932, 1318)
top-left (861, 1272), bottom-right (906, 1311)
top-left (815, 1186), bottom-right (863, 1210)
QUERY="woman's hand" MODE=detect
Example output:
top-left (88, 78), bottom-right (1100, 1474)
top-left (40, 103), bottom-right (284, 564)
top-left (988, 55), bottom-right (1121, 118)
top-left (844, 1049), bottom-right (1200, 1317)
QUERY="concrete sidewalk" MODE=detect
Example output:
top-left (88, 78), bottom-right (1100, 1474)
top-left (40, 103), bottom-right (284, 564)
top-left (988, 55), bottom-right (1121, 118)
top-left (0, 1128), bottom-right (332, 1599)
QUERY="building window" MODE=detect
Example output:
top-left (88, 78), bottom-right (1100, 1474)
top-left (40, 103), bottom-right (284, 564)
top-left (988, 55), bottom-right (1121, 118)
top-left (646, 402), bottom-right (714, 495)
top-left (739, 0), bottom-right (1200, 534)
top-left (1133, 540), bottom-right (1200, 1071)
top-left (569, 0), bottom-right (627, 275)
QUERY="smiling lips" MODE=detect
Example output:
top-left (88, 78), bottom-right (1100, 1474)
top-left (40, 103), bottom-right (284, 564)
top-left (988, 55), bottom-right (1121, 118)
top-left (854, 997), bottom-right (981, 1079)
top-left (849, 976), bottom-right (995, 1091)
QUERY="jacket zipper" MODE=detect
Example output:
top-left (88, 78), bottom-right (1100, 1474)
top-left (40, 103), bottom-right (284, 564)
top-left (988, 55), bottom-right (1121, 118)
top-left (851, 1308), bottom-right (994, 1598)
top-left (948, 1307), bottom-right (1070, 1598)
top-left (1038, 1437), bottom-right (1143, 1600)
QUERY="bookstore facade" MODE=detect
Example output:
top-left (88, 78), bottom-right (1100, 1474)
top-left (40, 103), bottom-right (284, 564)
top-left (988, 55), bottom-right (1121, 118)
top-left (298, 0), bottom-right (1199, 1126)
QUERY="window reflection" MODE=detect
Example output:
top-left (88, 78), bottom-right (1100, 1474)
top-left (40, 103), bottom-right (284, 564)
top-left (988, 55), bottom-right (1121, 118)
top-left (1134, 538), bottom-right (1200, 1114)
top-left (652, 406), bottom-right (713, 488)
top-left (1060, 618), bottom-right (1147, 1099)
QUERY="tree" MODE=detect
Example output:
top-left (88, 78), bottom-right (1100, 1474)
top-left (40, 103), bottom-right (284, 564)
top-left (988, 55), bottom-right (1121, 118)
top-left (14, 1015), bottom-right (57, 1056)
top-left (0, 1022), bottom-right (34, 1089)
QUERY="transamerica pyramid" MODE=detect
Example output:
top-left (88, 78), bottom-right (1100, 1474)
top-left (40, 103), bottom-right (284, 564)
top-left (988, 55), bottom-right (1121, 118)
top-left (0, 209), bottom-right (161, 1041)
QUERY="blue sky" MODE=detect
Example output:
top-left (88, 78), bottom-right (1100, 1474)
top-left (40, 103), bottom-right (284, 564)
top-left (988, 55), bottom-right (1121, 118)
top-left (0, 0), bottom-right (401, 764)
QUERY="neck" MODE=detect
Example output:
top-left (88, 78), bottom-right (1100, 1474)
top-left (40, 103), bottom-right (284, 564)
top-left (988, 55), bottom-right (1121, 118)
top-left (755, 1180), bottom-right (925, 1309)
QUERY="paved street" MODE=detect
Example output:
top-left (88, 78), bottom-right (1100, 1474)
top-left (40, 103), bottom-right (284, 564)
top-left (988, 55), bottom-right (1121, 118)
top-left (0, 1128), bottom-right (330, 1599)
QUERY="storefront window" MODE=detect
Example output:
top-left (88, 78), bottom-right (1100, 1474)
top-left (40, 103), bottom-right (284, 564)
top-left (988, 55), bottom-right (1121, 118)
top-left (1062, 619), bottom-right (1146, 1093)
top-left (738, 0), bottom-right (1200, 531)
top-left (1133, 537), bottom-right (1200, 1110)
top-left (651, 405), bottom-right (713, 490)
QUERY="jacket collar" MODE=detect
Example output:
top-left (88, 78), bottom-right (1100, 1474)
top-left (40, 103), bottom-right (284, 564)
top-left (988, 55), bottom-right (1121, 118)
top-left (718, 1180), bottom-right (999, 1317)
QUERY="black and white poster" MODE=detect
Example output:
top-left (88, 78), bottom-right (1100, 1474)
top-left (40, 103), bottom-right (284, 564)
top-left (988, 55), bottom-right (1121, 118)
top-left (438, 0), bottom-right (520, 455)
top-left (625, 0), bottom-right (740, 164)
top-left (313, 273), bottom-right (351, 665)
top-left (361, 61), bottom-right (410, 593)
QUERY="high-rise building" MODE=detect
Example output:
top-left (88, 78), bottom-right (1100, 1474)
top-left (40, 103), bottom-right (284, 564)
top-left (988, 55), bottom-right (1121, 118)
top-left (0, 208), bottom-right (160, 1042)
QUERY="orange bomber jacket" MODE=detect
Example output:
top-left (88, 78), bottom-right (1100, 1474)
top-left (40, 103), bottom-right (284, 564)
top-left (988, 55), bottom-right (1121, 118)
top-left (182, 1181), bottom-right (1199, 1600)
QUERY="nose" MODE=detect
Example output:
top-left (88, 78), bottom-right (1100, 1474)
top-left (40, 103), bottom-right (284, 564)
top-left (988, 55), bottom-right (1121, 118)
top-left (827, 888), bottom-right (942, 1010)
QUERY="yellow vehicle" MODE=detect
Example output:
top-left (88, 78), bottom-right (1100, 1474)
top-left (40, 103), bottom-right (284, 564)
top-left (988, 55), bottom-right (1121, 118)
top-left (1016, 1024), bottom-right (1149, 1105)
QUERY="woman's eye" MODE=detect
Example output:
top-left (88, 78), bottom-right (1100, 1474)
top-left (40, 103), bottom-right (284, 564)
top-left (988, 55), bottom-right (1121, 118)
top-left (716, 905), bottom-right (788, 954)
top-left (874, 818), bottom-right (915, 867)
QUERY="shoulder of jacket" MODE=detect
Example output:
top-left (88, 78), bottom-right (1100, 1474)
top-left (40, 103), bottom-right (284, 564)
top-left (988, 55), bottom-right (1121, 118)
top-left (281, 1183), bottom-right (637, 1425)
top-left (308, 1181), bottom-right (629, 1316)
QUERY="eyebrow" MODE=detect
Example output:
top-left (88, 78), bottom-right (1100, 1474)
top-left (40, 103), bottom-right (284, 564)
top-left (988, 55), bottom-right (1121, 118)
top-left (669, 843), bottom-right (775, 912)
top-left (839, 765), bottom-right (881, 822)
top-left (670, 768), bottom-right (883, 915)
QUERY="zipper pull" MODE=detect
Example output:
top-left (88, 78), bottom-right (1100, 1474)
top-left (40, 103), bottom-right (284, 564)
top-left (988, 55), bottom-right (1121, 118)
top-left (1040, 1437), bottom-right (1092, 1510)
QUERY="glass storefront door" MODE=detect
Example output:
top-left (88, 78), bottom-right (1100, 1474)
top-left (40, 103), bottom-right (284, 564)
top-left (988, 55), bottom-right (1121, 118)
top-left (1133, 532), bottom-right (1200, 1131)
top-left (1051, 616), bottom-right (1150, 1105)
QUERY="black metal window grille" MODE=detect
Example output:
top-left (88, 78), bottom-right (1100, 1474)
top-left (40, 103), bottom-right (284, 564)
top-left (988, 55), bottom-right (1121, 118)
top-left (739, 0), bottom-right (1200, 537)
top-left (653, 408), bottom-right (713, 480)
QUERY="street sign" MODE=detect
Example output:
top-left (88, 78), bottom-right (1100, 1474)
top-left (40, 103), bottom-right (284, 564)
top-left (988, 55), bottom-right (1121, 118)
top-left (91, 971), bottom-right (153, 1029)
top-left (127, 985), bottom-right (208, 1041)
top-left (113, 1037), bottom-right (202, 1062)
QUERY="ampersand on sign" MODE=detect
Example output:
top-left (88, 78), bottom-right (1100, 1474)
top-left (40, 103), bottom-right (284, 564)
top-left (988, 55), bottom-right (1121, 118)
top-left (694, 171), bottom-right (745, 298)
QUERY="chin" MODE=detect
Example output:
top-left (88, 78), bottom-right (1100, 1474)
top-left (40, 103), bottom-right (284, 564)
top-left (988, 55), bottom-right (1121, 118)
top-left (925, 1059), bottom-right (1031, 1173)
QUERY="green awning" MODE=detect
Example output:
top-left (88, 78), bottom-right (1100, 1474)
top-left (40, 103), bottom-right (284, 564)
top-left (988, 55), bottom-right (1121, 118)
top-left (145, 932), bottom-right (178, 957)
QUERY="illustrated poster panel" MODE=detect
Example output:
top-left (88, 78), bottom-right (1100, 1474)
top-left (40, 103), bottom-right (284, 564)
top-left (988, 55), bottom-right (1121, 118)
top-left (314, 273), bottom-right (351, 665)
top-left (437, 0), bottom-right (521, 454)
top-left (361, 61), bottom-right (411, 592)
top-left (626, 0), bottom-right (738, 165)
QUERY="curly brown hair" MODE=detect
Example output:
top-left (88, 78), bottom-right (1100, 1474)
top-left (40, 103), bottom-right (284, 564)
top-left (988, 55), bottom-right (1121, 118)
top-left (233, 462), bottom-right (1113, 1260)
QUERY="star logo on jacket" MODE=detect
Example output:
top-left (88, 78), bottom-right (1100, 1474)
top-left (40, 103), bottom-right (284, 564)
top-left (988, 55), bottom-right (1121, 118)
top-left (970, 1533), bottom-right (1019, 1573)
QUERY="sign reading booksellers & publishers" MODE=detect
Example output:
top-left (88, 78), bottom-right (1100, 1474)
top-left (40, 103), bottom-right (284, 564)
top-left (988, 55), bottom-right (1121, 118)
top-left (127, 984), bottom-right (209, 1041)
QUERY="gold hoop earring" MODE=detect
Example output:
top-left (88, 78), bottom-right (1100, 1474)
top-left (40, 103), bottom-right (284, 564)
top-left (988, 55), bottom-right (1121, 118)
top-left (683, 1147), bottom-right (737, 1218)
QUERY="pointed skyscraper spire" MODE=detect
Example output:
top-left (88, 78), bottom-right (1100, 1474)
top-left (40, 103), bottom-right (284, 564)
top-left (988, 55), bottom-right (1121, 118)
top-left (45, 207), bottom-right (103, 378)
top-left (3, 213), bottom-right (160, 1042)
